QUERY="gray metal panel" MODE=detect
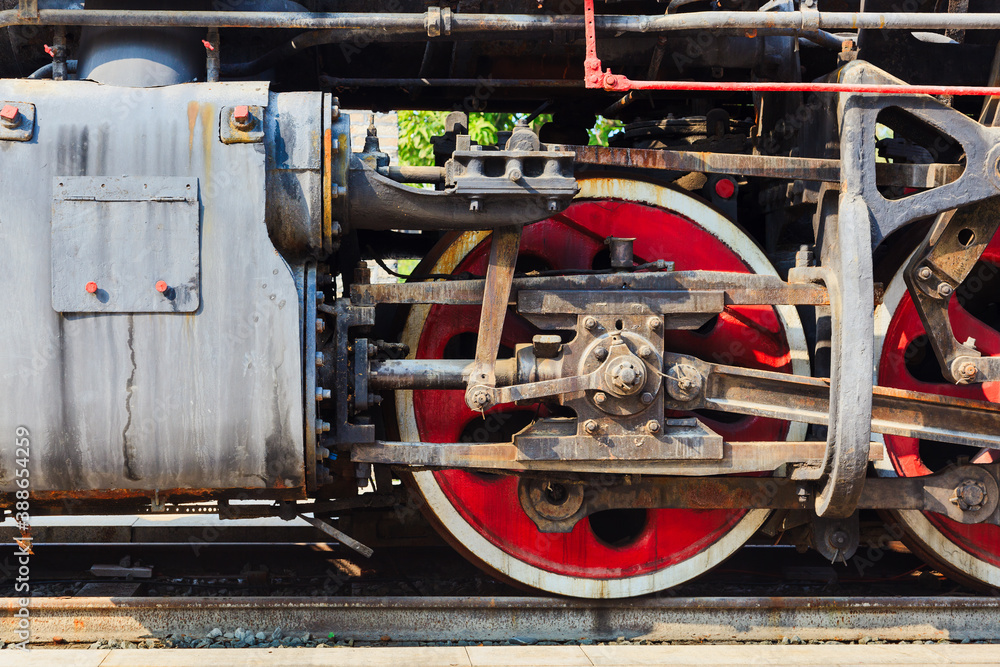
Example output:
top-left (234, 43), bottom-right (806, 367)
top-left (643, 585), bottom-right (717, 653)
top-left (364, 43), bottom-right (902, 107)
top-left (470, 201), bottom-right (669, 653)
top-left (0, 79), bottom-right (304, 496)
top-left (51, 176), bottom-right (200, 313)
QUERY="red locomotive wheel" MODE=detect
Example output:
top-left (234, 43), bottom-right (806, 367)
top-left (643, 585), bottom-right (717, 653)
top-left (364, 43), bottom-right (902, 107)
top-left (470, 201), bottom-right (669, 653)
top-left (876, 233), bottom-right (1000, 588)
top-left (396, 177), bottom-right (809, 597)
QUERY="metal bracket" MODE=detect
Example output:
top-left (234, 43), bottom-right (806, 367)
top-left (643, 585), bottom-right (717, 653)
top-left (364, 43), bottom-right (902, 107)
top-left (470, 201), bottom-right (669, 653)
top-left (321, 299), bottom-right (376, 446)
top-left (903, 199), bottom-right (1000, 384)
top-left (0, 101), bottom-right (34, 142)
top-left (220, 105), bottom-right (265, 144)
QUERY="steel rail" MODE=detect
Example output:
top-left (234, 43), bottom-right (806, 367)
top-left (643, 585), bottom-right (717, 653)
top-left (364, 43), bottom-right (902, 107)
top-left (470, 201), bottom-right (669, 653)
top-left (5, 8), bottom-right (1000, 32)
top-left (5, 595), bottom-right (1000, 643)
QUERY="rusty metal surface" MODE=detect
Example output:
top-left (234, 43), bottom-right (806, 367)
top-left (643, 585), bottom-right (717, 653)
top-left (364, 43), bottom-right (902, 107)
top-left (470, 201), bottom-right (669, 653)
top-left (351, 440), bottom-right (847, 475)
top-left (0, 80), bottom-right (304, 497)
top-left (568, 145), bottom-right (962, 188)
top-left (662, 353), bottom-right (1000, 450)
top-left (6, 595), bottom-right (1000, 643)
top-left (353, 272), bottom-right (830, 307)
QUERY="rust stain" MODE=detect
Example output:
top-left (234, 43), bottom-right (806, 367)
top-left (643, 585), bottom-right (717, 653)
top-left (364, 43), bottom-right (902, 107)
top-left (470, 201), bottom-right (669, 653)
top-left (323, 128), bottom-right (333, 254)
top-left (187, 101), bottom-right (199, 157)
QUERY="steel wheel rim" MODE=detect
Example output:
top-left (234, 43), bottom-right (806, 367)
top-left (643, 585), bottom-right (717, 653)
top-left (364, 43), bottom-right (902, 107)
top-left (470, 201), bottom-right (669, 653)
top-left (396, 177), bottom-right (808, 598)
top-left (875, 238), bottom-right (1000, 587)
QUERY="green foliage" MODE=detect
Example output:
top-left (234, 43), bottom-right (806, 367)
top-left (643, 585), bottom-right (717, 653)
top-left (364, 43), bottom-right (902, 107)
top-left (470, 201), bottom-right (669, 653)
top-left (588, 116), bottom-right (624, 146)
top-left (398, 110), bottom-right (446, 166)
top-left (398, 111), bottom-right (558, 166)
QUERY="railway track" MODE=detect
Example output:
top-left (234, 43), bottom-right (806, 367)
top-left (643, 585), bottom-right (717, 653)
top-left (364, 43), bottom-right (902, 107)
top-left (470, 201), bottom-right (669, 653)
top-left (4, 595), bottom-right (1000, 645)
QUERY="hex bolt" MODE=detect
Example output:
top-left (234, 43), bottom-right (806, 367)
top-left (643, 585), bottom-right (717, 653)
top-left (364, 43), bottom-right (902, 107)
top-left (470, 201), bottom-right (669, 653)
top-left (316, 387), bottom-right (332, 401)
top-left (594, 392), bottom-right (607, 405)
top-left (316, 319), bottom-right (326, 334)
top-left (640, 392), bottom-right (654, 405)
top-left (584, 419), bottom-right (599, 434)
top-left (938, 283), bottom-right (954, 298)
top-left (154, 280), bottom-right (168, 293)
top-left (85, 281), bottom-right (98, 294)
top-left (0, 104), bottom-right (20, 129)
top-left (507, 167), bottom-right (523, 182)
top-left (315, 352), bottom-right (325, 367)
top-left (233, 105), bottom-right (254, 130)
top-left (593, 347), bottom-right (608, 361)
top-left (648, 316), bottom-right (662, 331)
top-left (584, 316), bottom-right (598, 330)
top-left (639, 346), bottom-right (653, 359)
top-left (367, 393), bottom-right (383, 406)
top-left (315, 420), bottom-right (331, 434)
top-left (646, 420), bottom-right (661, 434)
top-left (917, 266), bottom-right (933, 280)
top-left (797, 485), bottom-right (809, 504)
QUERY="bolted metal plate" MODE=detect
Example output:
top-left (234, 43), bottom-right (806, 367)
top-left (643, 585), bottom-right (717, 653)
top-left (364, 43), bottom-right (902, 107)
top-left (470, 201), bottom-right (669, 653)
top-left (0, 101), bottom-right (34, 141)
top-left (220, 105), bottom-right (264, 144)
top-left (51, 176), bottom-right (200, 313)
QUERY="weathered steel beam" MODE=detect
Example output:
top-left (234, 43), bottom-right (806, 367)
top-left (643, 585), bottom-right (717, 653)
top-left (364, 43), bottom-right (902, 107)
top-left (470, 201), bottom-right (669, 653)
top-left (569, 145), bottom-right (963, 188)
top-left (352, 272), bottom-right (830, 307)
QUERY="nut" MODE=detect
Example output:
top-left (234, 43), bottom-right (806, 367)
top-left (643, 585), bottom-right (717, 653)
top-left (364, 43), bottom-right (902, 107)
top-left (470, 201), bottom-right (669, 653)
top-left (917, 266), bottom-right (933, 280)
top-left (471, 390), bottom-right (491, 408)
top-left (638, 346), bottom-right (652, 358)
top-left (584, 316), bottom-right (598, 330)
top-left (640, 392), bottom-right (654, 405)
top-left (960, 362), bottom-right (978, 380)
top-left (233, 105), bottom-right (254, 130)
top-left (594, 392), bottom-right (607, 405)
top-left (646, 420), bottom-right (661, 434)
top-left (0, 104), bottom-right (20, 128)
top-left (951, 480), bottom-right (988, 512)
top-left (584, 419), bottom-right (599, 434)
top-left (647, 317), bottom-right (662, 331)
top-left (938, 283), bottom-right (954, 298)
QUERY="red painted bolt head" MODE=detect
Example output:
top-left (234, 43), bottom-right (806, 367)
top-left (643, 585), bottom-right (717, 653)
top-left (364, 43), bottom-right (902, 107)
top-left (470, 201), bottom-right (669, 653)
top-left (0, 104), bottom-right (18, 122)
top-left (85, 281), bottom-right (98, 294)
top-left (234, 105), bottom-right (251, 124)
top-left (715, 178), bottom-right (736, 199)
top-left (155, 280), bottom-right (168, 293)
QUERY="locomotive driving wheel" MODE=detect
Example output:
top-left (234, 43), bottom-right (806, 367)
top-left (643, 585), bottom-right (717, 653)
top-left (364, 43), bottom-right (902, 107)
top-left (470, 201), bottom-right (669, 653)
top-left (875, 233), bottom-right (1000, 589)
top-left (395, 177), bottom-right (809, 597)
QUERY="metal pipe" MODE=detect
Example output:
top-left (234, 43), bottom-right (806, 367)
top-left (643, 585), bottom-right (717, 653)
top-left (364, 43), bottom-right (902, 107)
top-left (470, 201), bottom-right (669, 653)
top-left (27, 59), bottom-right (77, 78)
top-left (3, 9), bottom-right (1000, 32)
top-left (383, 166), bottom-right (446, 184)
top-left (320, 76), bottom-right (583, 88)
top-left (369, 358), bottom-right (517, 390)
